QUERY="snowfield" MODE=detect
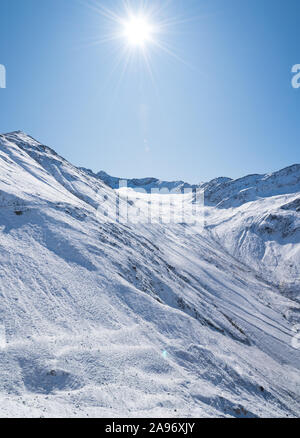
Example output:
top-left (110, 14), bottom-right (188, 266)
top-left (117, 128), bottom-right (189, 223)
top-left (0, 131), bottom-right (299, 418)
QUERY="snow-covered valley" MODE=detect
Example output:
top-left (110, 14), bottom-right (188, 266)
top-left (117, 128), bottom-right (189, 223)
top-left (0, 131), bottom-right (299, 418)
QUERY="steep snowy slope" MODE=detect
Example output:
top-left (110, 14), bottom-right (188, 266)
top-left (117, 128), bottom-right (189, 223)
top-left (203, 166), bottom-right (300, 302)
top-left (97, 163), bottom-right (300, 303)
top-left (0, 132), bottom-right (299, 418)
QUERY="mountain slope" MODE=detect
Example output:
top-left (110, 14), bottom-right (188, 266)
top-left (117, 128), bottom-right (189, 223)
top-left (0, 131), bottom-right (299, 418)
top-left (95, 161), bottom-right (300, 303)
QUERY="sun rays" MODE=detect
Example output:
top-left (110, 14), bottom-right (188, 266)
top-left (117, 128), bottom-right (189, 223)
top-left (79, 0), bottom-right (194, 82)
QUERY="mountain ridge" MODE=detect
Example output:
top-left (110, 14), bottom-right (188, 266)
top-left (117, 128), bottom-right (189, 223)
top-left (2, 131), bottom-right (299, 200)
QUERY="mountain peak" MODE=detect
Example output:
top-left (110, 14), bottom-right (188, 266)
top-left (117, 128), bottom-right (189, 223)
top-left (0, 130), bottom-right (41, 147)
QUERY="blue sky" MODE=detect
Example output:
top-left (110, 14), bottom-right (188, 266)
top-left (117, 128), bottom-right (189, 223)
top-left (0, 0), bottom-right (299, 183)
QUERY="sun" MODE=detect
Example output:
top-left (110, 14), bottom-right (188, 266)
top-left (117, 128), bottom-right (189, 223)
top-left (82, 1), bottom-right (189, 76)
top-left (122, 15), bottom-right (154, 48)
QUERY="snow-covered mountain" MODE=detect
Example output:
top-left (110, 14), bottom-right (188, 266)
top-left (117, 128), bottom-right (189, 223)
top-left (0, 131), bottom-right (299, 418)
top-left (88, 169), bottom-right (203, 192)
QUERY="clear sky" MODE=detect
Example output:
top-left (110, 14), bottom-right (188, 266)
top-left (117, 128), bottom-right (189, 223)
top-left (0, 0), bottom-right (299, 183)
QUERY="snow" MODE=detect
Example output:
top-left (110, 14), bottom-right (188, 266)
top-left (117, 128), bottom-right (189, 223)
top-left (0, 131), bottom-right (299, 418)
top-left (94, 170), bottom-right (202, 193)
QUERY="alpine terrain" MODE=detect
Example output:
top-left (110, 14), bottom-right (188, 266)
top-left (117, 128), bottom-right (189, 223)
top-left (0, 131), bottom-right (299, 418)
